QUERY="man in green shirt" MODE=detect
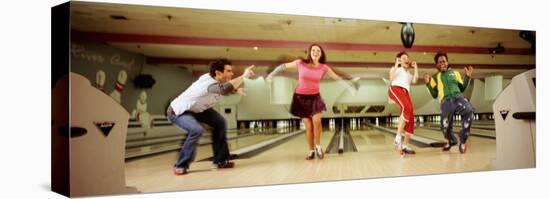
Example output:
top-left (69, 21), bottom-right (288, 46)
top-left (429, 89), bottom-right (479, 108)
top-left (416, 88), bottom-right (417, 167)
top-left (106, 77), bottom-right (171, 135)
top-left (424, 52), bottom-right (474, 154)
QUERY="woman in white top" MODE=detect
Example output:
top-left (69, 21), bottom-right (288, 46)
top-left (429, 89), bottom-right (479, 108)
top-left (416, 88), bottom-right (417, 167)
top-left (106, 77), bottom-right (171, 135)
top-left (388, 51), bottom-right (419, 155)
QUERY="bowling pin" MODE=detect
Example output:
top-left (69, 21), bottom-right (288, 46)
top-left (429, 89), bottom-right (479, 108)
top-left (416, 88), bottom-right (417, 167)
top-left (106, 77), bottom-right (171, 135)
top-left (95, 70), bottom-right (106, 92)
top-left (133, 90), bottom-right (152, 129)
top-left (109, 70), bottom-right (127, 104)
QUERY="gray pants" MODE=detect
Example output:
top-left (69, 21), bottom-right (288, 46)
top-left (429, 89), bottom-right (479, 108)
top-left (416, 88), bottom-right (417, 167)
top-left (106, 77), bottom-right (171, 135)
top-left (440, 96), bottom-right (475, 144)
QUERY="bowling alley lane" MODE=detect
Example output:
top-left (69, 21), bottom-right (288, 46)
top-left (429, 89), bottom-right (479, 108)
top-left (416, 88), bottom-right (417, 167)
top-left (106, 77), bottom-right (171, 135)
top-left (125, 126), bottom-right (496, 193)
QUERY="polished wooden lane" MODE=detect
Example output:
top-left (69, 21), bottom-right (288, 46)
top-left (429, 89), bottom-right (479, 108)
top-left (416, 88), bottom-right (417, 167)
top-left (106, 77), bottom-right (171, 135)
top-left (125, 128), bottom-right (495, 193)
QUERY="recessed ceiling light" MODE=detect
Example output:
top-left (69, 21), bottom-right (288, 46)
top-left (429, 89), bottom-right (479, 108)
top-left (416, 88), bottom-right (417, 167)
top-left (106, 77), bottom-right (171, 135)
top-left (110, 15), bottom-right (128, 20)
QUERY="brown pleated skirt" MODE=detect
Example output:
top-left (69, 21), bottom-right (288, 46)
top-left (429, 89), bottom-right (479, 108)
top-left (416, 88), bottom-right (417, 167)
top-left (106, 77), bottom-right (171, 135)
top-left (290, 93), bottom-right (326, 118)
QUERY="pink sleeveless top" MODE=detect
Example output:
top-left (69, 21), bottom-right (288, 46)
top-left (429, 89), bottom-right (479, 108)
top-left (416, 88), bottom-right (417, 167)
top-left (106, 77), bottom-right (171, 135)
top-left (295, 60), bottom-right (329, 94)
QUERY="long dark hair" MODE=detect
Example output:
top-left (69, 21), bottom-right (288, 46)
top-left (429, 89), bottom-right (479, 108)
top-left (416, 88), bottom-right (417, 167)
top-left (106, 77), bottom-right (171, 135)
top-left (301, 44), bottom-right (326, 64)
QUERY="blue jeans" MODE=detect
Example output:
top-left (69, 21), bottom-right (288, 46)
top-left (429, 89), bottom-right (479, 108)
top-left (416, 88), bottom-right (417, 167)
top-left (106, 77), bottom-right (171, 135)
top-left (440, 96), bottom-right (475, 144)
top-left (167, 107), bottom-right (230, 169)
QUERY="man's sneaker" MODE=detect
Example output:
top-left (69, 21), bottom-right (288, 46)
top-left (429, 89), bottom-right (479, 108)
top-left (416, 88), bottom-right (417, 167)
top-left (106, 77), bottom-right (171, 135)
top-left (459, 143), bottom-right (467, 154)
top-left (305, 151), bottom-right (315, 160)
top-left (401, 147), bottom-right (416, 155)
top-left (214, 161), bottom-right (235, 169)
top-left (315, 146), bottom-right (324, 159)
top-left (442, 141), bottom-right (457, 151)
top-left (173, 167), bottom-right (187, 175)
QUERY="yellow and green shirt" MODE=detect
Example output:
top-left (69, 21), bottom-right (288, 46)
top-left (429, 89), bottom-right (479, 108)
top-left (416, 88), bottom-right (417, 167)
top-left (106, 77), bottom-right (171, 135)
top-left (425, 68), bottom-right (471, 102)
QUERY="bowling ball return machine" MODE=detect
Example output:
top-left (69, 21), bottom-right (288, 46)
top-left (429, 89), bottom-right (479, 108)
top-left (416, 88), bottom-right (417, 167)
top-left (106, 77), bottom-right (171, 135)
top-left (52, 73), bottom-right (138, 197)
top-left (493, 69), bottom-right (536, 170)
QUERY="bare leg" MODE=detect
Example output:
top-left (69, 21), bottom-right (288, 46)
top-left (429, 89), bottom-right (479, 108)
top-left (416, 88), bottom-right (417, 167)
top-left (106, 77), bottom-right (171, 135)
top-left (312, 113), bottom-right (323, 146)
top-left (393, 116), bottom-right (405, 148)
top-left (302, 117), bottom-right (314, 150)
top-left (403, 133), bottom-right (411, 148)
top-left (311, 113), bottom-right (324, 159)
top-left (397, 115), bottom-right (406, 137)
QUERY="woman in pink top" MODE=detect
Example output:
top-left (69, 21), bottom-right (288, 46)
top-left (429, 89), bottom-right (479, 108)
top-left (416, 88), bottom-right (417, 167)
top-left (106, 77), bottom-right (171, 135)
top-left (266, 44), bottom-right (356, 160)
top-left (388, 51), bottom-right (418, 155)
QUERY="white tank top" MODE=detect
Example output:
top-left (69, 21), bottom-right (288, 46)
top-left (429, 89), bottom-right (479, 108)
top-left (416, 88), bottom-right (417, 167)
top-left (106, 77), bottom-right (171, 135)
top-left (390, 66), bottom-right (412, 92)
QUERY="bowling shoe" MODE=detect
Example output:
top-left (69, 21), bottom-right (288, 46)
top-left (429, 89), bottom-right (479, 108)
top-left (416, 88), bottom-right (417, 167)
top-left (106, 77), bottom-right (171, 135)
top-left (315, 146), bottom-right (324, 159)
top-left (442, 141), bottom-right (457, 151)
top-left (173, 167), bottom-right (187, 175)
top-left (459, 143), bottom-right (467, 154)
top-left (215, 161), bottom-right (235, 169)
top-left (401, 147), bottom-right (416, 155)
top-left (305, 150), bottom-right (315, 160)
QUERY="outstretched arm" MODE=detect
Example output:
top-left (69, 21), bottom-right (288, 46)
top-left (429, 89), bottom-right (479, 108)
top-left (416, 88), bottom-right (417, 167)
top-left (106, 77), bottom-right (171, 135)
top-left (326, 67), bottom-right (357, 95)
top-left (265, 60), bottom-right (299, 81)
top-left (209, 65), bottom-right (255, 95)
top-left (229, 65), bottom-right (255, 89)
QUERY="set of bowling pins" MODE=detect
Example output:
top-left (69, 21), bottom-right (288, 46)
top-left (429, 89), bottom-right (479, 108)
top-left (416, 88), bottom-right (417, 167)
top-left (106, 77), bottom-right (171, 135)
top-left (277, 120), bottom-right (291, 128)
top-left (249, 121), bottom-right (261, 129)
top-left (391, 117), bottom-right (399, 124)
top-left (95, 69), bottom-right (127, 104)
top-left (328, 119), bottom-right (336, 130)
top-left (95, 69), bottom-right (153, 129)
top-left (350, 118), bottom-right (358, 130)
top-left (428, 114), bottom-right (481, 123)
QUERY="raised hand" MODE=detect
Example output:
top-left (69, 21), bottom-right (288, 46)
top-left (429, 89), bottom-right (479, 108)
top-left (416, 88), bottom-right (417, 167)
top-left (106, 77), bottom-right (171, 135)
top-left (411, 61), bottom-right (418, 69)
top-left (423, 73), bottom-right (431, 83)
top-left (265, 75), bottom-right (273, 82)
top-left (464, 66), bottom-right (473, 77)
top-left (243, 65), bottom-right (255, 78)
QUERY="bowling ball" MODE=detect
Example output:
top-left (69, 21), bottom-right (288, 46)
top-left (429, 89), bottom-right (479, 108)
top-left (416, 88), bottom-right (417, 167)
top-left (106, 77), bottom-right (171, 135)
top-left (401, 23), bottom-right (415, 48)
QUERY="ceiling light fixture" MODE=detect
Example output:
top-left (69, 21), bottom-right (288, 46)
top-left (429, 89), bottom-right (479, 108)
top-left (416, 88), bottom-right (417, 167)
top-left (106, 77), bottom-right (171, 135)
top-left (488, 43), bottom-right (505, 54)
top-left (109, 15), bottom-right (128, 20)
